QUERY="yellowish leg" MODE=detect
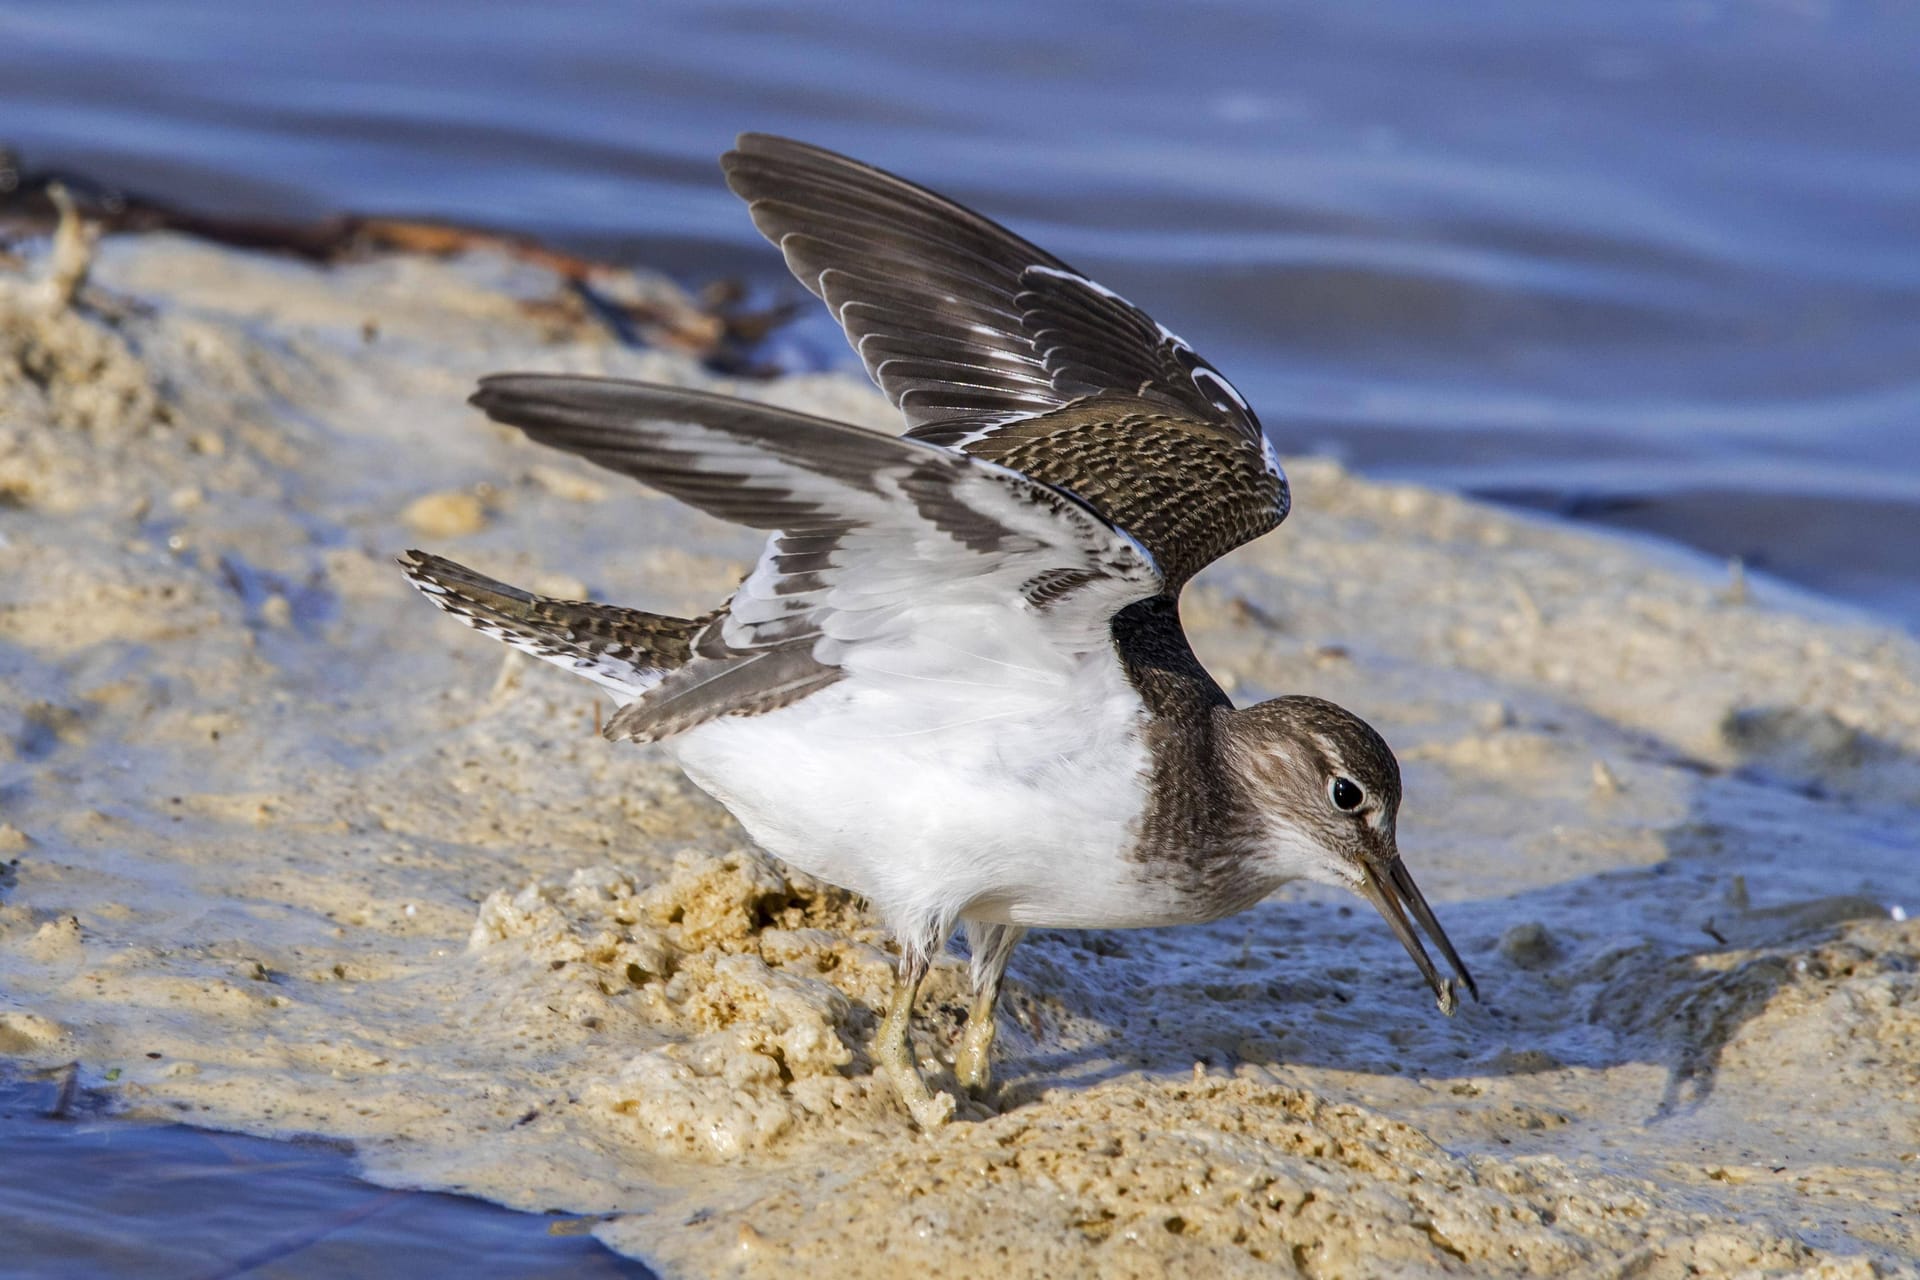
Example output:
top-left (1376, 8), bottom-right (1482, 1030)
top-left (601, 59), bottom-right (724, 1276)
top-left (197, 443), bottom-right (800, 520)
top-left (874, 949), bottom-right (955, 1130)
top-left (953, 987), bottom-right (1000, 1096)
top-left (954, 921), bottom-right (1025, 1097)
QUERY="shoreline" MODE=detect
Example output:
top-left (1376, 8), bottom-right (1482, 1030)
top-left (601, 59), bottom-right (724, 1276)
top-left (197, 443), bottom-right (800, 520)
top-left (8, 159), bottom-right (1915, 639)
top-left (2, 224), bottom-right (1917, 1277)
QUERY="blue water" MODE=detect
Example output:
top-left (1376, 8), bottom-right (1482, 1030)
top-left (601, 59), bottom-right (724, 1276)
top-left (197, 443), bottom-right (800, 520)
top-left (0, 1076), bottom-right (652, 1279)
top-left (5, 1), bottom-right (1917, 624)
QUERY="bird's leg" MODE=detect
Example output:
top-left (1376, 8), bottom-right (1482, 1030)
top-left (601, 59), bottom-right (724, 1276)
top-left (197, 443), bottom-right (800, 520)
top-left (874, 942), bottom-right (955, 1130)
top-left (955, 921), bottom-right (1026, 1097)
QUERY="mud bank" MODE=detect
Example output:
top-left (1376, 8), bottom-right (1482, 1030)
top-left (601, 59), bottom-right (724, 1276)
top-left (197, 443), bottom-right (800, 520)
top-left (1, 229), bottom-right (1916, 1277)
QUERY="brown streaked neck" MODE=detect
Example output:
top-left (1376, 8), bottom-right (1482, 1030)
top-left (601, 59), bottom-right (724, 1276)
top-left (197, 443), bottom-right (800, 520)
top-left (1112, 596), bottom-right (1263, 913)
top-left (1110, 594), bottom-right (1230, 721)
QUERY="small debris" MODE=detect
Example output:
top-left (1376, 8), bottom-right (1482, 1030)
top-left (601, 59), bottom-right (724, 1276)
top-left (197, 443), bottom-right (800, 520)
top-left (1498, 921), bottom-right (1557, 970)
top-left (402, 490), bottom-right (488, 538)
top-left (1724, 875), bottom-right (1750, 910)
top-left (31, 183), bottom-right (95, 311)
top-left (489, 648), bottom-right (526, 702)
top-left (528, 464), bottom-right (606, 504)
top-left (1225, 595), bottom-right (1281, 630)
top-left (1720, 557), bottom-right (1750, 606)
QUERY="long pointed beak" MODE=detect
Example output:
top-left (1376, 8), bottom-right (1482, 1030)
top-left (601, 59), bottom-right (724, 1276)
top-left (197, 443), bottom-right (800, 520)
top-left (1357, 856), bottom-right (1479, 1015)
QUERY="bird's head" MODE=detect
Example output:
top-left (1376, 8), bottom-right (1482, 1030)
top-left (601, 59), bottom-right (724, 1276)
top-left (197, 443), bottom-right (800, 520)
top-left (1222, 695), bottom-right (1477, 1014)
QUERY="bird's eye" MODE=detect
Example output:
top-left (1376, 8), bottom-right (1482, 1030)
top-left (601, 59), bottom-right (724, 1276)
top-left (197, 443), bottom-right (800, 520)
top-left (1329, 777), bottom-right (1364, 811)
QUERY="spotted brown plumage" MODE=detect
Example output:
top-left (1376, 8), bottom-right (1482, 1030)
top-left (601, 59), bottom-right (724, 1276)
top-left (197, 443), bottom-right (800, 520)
top-left (938, 397), bottom-right (1286, 590)
top-left (398, 550), bottom-right (716, 696)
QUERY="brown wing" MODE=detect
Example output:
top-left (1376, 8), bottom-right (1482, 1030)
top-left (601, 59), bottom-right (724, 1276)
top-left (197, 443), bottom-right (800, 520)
top-left (722, 134), bottom-right (1288, 587)
top-left (467, 375), bottom-right (1163, 742)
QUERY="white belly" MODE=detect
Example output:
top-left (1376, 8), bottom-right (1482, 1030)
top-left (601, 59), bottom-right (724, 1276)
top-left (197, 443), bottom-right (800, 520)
top-left (668, 623), bottom-right (1165, 933)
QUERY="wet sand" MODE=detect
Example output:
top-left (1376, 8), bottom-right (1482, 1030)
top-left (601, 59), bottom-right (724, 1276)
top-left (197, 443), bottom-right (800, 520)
top-left (2, 230), bottom-right (1917, 1277)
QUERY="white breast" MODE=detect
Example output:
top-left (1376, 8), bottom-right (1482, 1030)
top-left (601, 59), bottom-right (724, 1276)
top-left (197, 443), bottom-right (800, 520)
top-left (668, 600), bottom-right (1175, 933)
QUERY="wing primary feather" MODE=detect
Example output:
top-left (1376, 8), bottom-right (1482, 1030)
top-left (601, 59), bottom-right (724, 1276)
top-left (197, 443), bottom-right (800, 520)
top-left (716, 134), bottom-right (1288, 586)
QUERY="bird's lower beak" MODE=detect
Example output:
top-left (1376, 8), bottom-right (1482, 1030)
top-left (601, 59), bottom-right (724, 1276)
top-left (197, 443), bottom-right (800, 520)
top-left (1357, 856), bottom-right (1479, 1015)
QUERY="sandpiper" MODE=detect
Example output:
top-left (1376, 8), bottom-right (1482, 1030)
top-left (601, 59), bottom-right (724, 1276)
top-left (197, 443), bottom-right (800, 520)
top-left (401, 134), bottom-right (1477, 1128)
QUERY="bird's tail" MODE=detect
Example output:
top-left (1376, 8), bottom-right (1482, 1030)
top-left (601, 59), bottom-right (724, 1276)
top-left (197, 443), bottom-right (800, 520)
top-left (398, 550), bottom-right (710, 700)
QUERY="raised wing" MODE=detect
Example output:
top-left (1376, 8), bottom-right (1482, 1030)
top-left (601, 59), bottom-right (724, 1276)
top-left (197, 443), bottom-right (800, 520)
top-left (468, 374), bottom-right (1164, 742)
top-left (721, 133), bottom-right (1288, 587)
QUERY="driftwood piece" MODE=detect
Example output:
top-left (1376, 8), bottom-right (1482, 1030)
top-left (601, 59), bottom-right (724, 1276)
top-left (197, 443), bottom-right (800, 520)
top-left (0, 149), bottom-right (795, 372)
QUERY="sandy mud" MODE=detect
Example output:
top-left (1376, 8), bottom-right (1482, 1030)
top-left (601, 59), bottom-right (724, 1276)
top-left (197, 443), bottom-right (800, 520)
top-left (2, 227), bottom-right (1916, 1276)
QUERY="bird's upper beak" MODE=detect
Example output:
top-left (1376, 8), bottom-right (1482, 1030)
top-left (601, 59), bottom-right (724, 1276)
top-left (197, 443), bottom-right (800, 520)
top-left (1357, 855), bottom-right (1478, 1015)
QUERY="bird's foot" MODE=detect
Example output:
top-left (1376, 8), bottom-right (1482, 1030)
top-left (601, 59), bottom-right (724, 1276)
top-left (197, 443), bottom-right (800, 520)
top-left (875, 1033), bottom-right (956, 1130)
top-left (874, 951), bottom-right (956, 1130)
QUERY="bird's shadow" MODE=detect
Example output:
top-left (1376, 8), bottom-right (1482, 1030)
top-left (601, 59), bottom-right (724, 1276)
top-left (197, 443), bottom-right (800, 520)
top-left (961, 701), bottom-right (1915, 1129)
